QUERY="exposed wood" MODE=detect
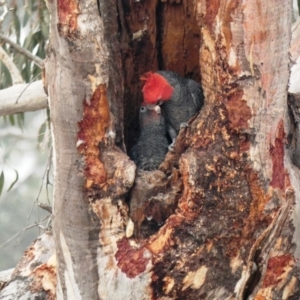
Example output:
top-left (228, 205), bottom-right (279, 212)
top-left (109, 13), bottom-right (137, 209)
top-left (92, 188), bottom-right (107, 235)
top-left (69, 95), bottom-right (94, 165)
top-left (0, 80), bottom-right (48, 116)
top-left (0, 46), bottom-right (23, 84)
top-left (137, 1), bottom-right (299, 298)
top-left (7, 0), bottom-right (299, 299)
top-left (45, 0), bottom-right (204, 298)
top-left (160, 1), bottom-right (200, 79)
top-left (45, 0), bottom-right (138, 298)
top-left (0, 233), bottom-right (56, 300)
top-left (128, 168), bottom-right (181, 239)
top-left (122, 0), bottom-right (201, 151)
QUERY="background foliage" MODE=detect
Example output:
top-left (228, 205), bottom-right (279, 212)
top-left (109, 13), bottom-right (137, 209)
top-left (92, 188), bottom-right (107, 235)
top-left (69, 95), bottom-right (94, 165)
top-left (0, 0), bottom-right (48, 88)
top-left (0, 0), bottom-right (50, 270)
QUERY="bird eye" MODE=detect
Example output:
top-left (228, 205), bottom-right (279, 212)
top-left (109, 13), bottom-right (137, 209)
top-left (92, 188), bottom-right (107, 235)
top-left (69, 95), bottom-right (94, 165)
top-left (140, 106), bottom-right (147, 112)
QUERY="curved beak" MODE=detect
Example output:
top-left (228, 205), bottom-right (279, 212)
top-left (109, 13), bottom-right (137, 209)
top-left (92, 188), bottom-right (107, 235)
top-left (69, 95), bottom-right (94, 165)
top-left (153, 105), bottom-right (161, 114)
top-left (146, 104), bottom-right (157, 109)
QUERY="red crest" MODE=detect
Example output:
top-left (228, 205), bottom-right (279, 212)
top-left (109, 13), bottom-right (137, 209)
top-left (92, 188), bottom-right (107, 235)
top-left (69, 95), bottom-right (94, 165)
top-left (141, 72), bottom-right (174, 104)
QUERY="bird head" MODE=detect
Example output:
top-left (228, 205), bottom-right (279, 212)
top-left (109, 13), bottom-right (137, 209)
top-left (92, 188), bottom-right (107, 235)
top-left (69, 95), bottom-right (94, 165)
top-left (141, 72), bottom-right (174, 105)
top-left (139, 105), bottom-right (164, 128)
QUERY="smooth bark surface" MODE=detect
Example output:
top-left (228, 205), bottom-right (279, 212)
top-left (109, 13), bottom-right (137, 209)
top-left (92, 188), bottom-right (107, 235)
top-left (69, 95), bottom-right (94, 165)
top-left (0, 80), bottom-right (47, 116)
top-left (0, 46), bottom-right (23, 84)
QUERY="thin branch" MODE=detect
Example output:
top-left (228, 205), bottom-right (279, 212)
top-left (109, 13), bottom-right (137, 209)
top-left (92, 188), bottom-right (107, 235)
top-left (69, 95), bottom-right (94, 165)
top-left (0, 80), bottom-right (48, 116)
top-left (15, 72), bottom-right (41, 104)
top-left (16, 150), bottom-right (53, 245)
top-left (0, 46), bottom-right (23, 84)
top-left (0, 1), bottom-right (8, 24)
top-left (0, 216), bottom-right (49, 249)
top-left (0, 32), bottom-right (44, 68)
top-left (38, 203), bottom-right (52, 214)
top-left (45, 146), bottom-right (53, 205)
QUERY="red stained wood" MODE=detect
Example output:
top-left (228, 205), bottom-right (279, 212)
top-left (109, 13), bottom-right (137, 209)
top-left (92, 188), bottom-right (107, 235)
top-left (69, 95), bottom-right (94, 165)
top-left (262, 255), bottom-right (294, 288)
top-left (224, 90), bottom-right (252, 129)
top-left (270, 120), bottom-right (285, 190)
top-left (78, 84), bottom-right (110, 188)
top-left (57, 0), bottom-right (78, 35)
top-left (115, 238), bottom-right (150, 278)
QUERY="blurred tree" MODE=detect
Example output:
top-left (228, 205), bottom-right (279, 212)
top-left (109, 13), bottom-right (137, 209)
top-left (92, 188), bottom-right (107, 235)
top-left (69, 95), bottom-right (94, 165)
top-left (0, 0), bottom-right (50, 271)
top-left (0, 0), bottom-right (48, 88)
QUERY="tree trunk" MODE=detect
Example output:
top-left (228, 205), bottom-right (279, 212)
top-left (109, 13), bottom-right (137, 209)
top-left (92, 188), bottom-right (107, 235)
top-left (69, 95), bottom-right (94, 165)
top-left (2, 0), bottom-right (300, 299)
top-left (0, 233), bottom-right (55, 299)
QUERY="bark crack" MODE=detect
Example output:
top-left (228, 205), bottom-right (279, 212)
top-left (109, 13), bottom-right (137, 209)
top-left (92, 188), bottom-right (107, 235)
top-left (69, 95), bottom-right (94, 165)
top-left (156, 1), bottom-right (165, 70)
top-left (97, 0), bottom-right (101, 17)
top-left (237, 190), bottom-right (295, 299)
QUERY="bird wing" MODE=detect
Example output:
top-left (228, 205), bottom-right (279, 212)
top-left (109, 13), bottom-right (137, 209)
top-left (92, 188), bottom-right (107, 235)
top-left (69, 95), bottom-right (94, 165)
top-left (129, 144), bottom-right (138, 162)
top-left (187, 79), bottom-right (204, 111)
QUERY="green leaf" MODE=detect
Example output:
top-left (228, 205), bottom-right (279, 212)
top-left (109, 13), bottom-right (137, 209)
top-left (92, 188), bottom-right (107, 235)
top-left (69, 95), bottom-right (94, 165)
top-left (46, 108), bottom-right (50, 121)
top-left (23, 11), bottom-right (30, 27)
top-left (7, 170), bottom-right (19, 192)
top-left (32, 31), bottom-right (43, 49)
top-left (14, 52), bottom-right (25, 72)
top-left (9, 115), bottom-right (15, 126)
top-left (16, 113), bottom-right (24, 129)
top-left (0, 61), bottom-right (12, 89)
top-left (29, 0), bottom-right (35, 11)
top-left (35, 46), bottom-right (46, 62)
top-left (21, 61), bottom-right (31, 83)
top-left (32, 66), bottom-right (41, 81)
top-left (12, 9), bottom-right (21, 43)
top-left (41, 22), bottom-right (49, 40)
top-left (37, 121), bottom-right (47, 145)
top-left (22, 32), bottom-right (33, 52)
top-left (0, 171), bottom-right (4, 196)
top-left (298, 0), bottom-right (300, 16)
top-left (24, 62), bottom-right (31, 82)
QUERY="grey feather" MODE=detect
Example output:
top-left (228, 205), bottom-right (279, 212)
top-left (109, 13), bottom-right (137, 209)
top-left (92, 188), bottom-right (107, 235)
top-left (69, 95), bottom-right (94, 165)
top-left (130, 106), bottom-right (169, 171)
top-left (157, 70), bottom-right (204, 138)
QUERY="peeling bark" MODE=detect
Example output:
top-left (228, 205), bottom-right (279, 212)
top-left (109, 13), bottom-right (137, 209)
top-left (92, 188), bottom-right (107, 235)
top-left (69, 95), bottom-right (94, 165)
top-left (0, 233), bottom-right (55, 300)
top-left (142, 1), bottom-right (299, 299)
top-left (5, 0), bottom-right (300, 299)
top-left (45, 0), bottom-right (133, 298)
top-left (145, 1), bottom-right (299, 299)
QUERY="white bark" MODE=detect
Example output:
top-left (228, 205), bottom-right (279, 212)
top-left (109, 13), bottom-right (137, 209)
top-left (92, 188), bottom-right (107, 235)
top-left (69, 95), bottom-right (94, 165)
top-left (0, 46), bottom-right (23, 84)
top-left (0, 269), bottom-right (13, 291)
top-left (0, 80), bottom-right (48, 116)
top-left (0, 233), bottom-right (55, 300)
top-left (290, 18), bottom-right (300, 95)
top-left (289, 56), bottom-right (300, 95)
